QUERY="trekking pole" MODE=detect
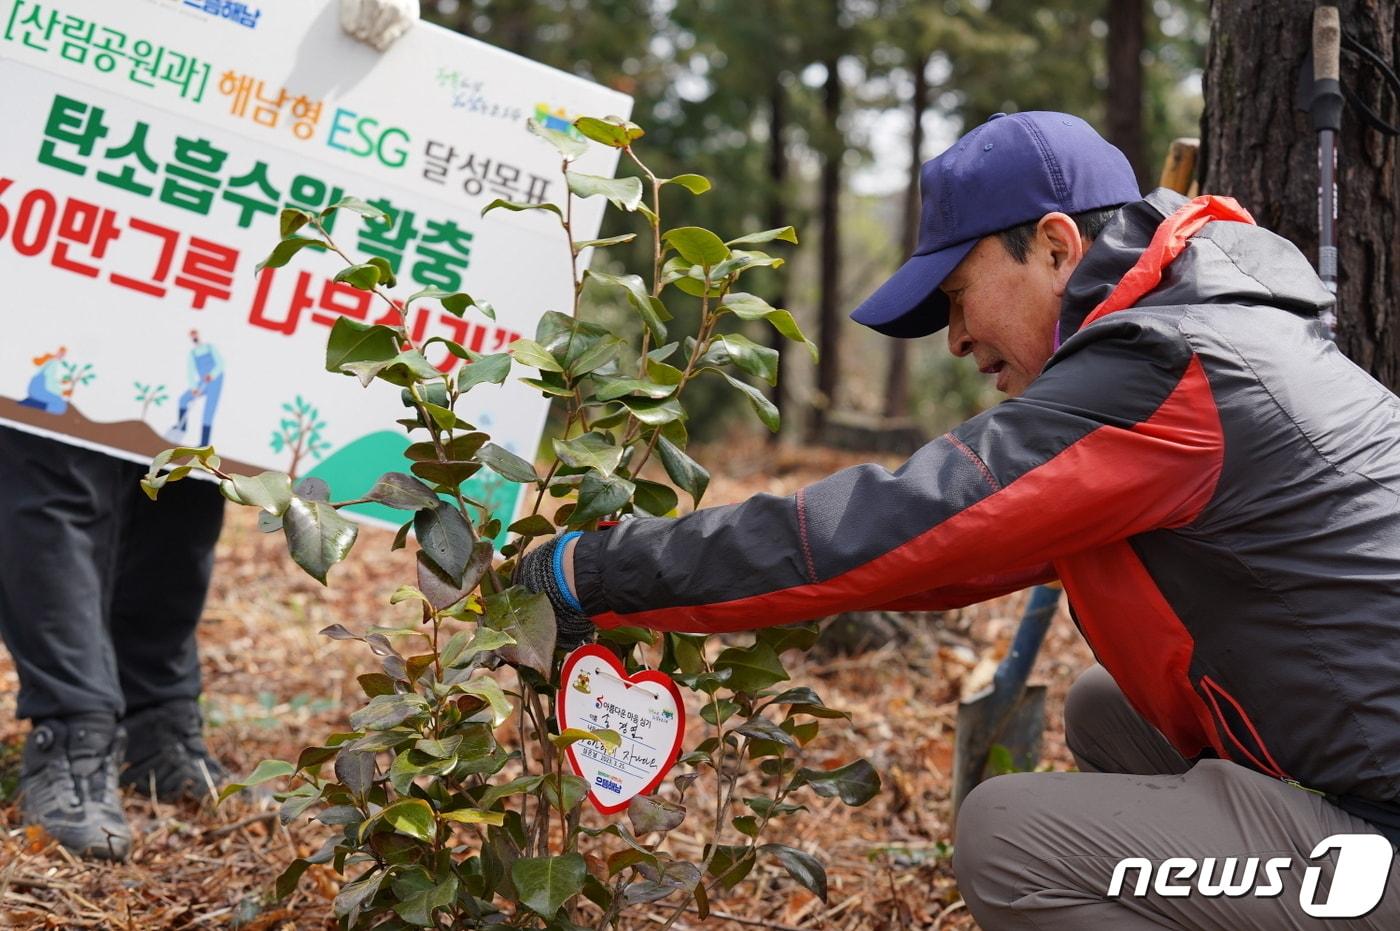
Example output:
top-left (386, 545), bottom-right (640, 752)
top-left (1311, 5), bottom-right (1343, 340)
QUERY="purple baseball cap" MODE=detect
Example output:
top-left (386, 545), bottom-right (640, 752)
top-left (850, 111), bottom-right (1141, 338)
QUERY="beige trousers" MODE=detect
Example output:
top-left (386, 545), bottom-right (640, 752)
top-left (953, 664), bottom-right (1400, 930)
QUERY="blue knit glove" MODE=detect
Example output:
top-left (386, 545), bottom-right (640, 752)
top-left (515, 532), bottom-right (594, 651)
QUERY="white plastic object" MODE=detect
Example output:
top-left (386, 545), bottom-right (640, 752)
top-left (339, 0), bottom-right (420, 52)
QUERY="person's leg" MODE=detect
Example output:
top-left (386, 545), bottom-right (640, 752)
top-left (1063, 663), bottom-right (1190, 776)
top-left (110, 468), bottom-right (226, 800)
top-left (0, 428), bottom-right (131, 858)
top-left (0, 427), bottom-right (126, 719)
top-left (955, 759), bottom-right (1400, 930)
top-left (109, 468), bottom-right (224, 711)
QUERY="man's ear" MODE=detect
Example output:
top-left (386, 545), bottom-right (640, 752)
top-left (1035, 213), bottom-right (1084, 297)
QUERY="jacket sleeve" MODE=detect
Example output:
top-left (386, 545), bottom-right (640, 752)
top-left (865, 563), bottom-right (1057, 612)
top-left (573, 314), bottom-right (1224, 634)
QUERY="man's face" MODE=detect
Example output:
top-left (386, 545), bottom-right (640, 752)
top-left (940, 214), bottom-right (1083, 398)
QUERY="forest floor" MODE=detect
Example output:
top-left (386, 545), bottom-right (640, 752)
top-left (0, 436), bottom-right (1094, 930)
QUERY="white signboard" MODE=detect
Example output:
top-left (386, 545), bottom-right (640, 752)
top-left (0, 0), bottom-right (632, 531)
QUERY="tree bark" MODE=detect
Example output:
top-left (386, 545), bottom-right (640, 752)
top-left (766, 72), bottom-right (789, 443)
top-left (883, 50), bottom-right (929, 419)
top-left (1201, 0), bottom-right (1398, 387)
top-left (812, 53), bottom-right (843, 439)
top-left (1106, 0), bottom-right (1147, 186)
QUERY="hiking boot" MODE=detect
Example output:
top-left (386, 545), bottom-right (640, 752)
top-left (120, 699), bottom-right (228, 802)
top-left (19, 714), bottom-right (132, 862)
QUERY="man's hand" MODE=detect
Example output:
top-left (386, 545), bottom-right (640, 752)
top-left (339, 0), bottom-right (419, 52)
top-left (515, 532), bottom-right (595, 651)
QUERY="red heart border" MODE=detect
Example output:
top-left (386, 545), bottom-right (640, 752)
top-left (558, 644), bottom-right (686, 815)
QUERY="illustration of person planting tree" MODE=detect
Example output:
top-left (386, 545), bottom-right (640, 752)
top-left (166, 329), bottom-right (225, 447)
top-left (19, 345), bottom-right (71, 414)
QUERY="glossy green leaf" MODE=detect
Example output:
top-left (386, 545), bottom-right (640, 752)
top-left (632, 479), bottom-right (678, 517)
top-left (664, 173), bottom-right (711, 194)
top-left (477, 443), bottom-right (540, 484)
top-left (255, 236), bottom-right (327, 273)
top-left (460, 676), bottom-right (513, 726)
top-left (584, 270), bottom-right (670, 342)
top-left (326, 195), bottom-right (390, 222)
top-left (440, 808), bottom-right (505, 826)
top-left (705, 845), bottom-right (756, 890)
top-left (573, 115), bottom-right (644, 147)
top-left (716, 333), bottom-right (779, 385)
top-left (721, 371), bottom-right (780, 432)
top-left (726, 226), bottom-right (798, 247)
top-left (552, 432), bottom-right (623, 476)
top-left (218, 758), bottom-right (293, 802)
top-left (714, 641), bottom-right (788, 692)
top-left (325, 317), bottom-right (400, 374)
top-left (414, 502), bottom-right (474, 584)
top-left (457, 352), bottom-right (513, 392)
top-left (511, 853), bottom-right (587, 917)
top-left (485, 586), bottom-right (556, 675)
top-left (275, 858), bottom-right (312, 900)
top-left (282, 497), bottom-right (358, 584)
top-left (366, 256), bottom-right (396, 288)
top-left (656, 436), bottom-right (709, 506)
top-left (762, 844), bottom-right (827, 900)
top-left (507, 514), bottom-right (555, 537)
top-left (509, 338), bottom-right (565, 373)
top-left (662, 226), bottom-right (730, 266)
top-left (628, 795), bottom-right (686, 834)
top-left (219, 471), bottom-right (293, 516)
top-left (364, 472), bottom-right (440, 510)
top-left (394, 875), bottom-right (458, 927)
top-left (573, 233), bottom-right (637, 250)
top-left (720, 292), bottom-right (818, 362)
top-left (334, 749), bottom-right (376, 797)
top-left (333, 262), bottom-right (381, 291)
top-left (619, 395), bottom-right (684, 426)
top-left (350, 693), bottom-right (426, 731)
top-left (592, 377), bottom-right (675, 401)
top-left (378, 798), bottom-right (436, 842)
top-left (333, 870), bottom-right (385, 924)
top-left (793, 759), bottom-right (881, 806)
top-left (566, 171), bottom-right (644, 211)
top-left (482, 197), bottom-right (564, 221)
top-left (570, 473), bottom-right (634, 526)
top-left (278, 207), bottom-right (315, 238)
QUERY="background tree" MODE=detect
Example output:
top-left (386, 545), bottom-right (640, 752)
top-left (1201, 0), bottom-right (1398, 385)
top-left (1107, 0), bottom-right (1148, 185)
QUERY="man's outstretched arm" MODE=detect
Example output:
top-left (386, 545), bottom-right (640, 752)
top-left (560, 314), bottom-right (1224, 635)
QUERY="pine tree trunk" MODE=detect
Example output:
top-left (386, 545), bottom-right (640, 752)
top-left (883, 51), bottom-right (929, 419)
top-left (766, 73), bottom-right (789, 443)
top-left (812, 53), bottom-right (843, 439)
top-left (1201, 0), bottom-right (1398, 386)
top-left (1107, 0), bottom-right (1147, 186)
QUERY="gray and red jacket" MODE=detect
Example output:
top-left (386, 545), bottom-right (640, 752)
top-left (573, 189), bottom-right (1400, 812)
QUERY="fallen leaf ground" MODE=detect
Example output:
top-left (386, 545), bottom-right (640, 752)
top-left (0, 437), bottom-right (1093, 930)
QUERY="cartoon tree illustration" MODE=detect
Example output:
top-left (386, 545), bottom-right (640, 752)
top-left (59, 360), bottom-right (95, 404)
top-left (133, 382), bottom-right (169, 420)
top-left (269, 394), bottom-right (331, 479)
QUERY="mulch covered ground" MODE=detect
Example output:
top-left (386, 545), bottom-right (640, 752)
top-left (0, 438), bottom-right (1094, 930)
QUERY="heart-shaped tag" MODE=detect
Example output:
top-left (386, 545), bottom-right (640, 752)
top-left (557, 644), bottom-right (685, 815)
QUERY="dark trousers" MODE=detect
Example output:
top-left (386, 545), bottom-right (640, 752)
top-left (0, 427), bottom-right (224, 720)
top-left (955, 664), bottom-right (1400, 929)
